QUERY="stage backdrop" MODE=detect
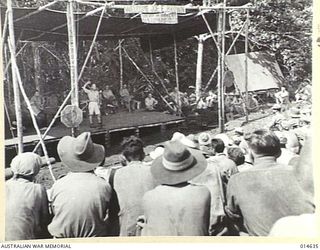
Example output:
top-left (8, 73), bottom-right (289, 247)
top-left (225, 51), bottom-right (284, 92)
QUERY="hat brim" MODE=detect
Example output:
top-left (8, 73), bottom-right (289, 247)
top-left (151, 148), bottom-right (207, 185)
top-left (58, 136), bottom-right (105, 172)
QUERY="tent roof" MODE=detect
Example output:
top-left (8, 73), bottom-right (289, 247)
top-left (1, 6), bottom-right (218, 47)
top-left (225, 51), bottom-right (283, 92)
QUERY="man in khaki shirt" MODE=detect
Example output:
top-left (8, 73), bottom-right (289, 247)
top-left (138, 141), bottom-right (211, 236)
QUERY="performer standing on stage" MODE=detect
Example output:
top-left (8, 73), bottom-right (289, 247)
top-left (82, 81), bottom-right (102, 128)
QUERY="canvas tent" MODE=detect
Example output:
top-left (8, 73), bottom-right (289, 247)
top-left (225, 51), bottom-right (283, 92)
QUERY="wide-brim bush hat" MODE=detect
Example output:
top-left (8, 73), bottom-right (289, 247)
top-left (151, 141), bottom-right (207, 185)
top-left (57, 132), bottom-right (105, 172)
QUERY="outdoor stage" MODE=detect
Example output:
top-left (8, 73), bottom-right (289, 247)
top-left (5, 111), bottom-right (185, 167)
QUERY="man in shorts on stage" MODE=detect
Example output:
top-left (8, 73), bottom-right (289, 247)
top-left (82, 81), bottom-right (102, 128)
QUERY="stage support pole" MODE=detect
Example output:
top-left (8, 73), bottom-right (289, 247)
top-left (119, 39), bottom-right (123, 89)
top-left (4, 44), bottom-right (13, 105)
top-left (244, 9), bottom-right (250, 123)
top-left (221, 0), bottom-right (226, 132)
top-left (173, 35), bottom-right (181, 116)
top-left (7, 0), bottom-right (23, 153)
top-left (67, 0), bottom-right (79, 136)
top-left (195, 35), bottom-right (204, 101)
top-left (217, 11), bottom-right (223, 132)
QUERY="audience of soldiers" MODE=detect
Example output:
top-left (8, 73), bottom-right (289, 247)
top-left (5, 94), bottom-right (314, 239)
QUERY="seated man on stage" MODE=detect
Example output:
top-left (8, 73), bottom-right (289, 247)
top-left (145, 93), bottom-right (158, 111)
top-left (275, 86), bottom-right (290, 112)
top-left (82, 81), bottom-right (102, 128)
top-left (206, 90), bottom-right (218, 110)
top-left (231, 95), bottom-right (245, 115)
top-left (30, 90), bottom-right (46, 128)
top-left (120, 84), bottom-right (131, 112)
top-left (102, 85), bottom-right (117, 115)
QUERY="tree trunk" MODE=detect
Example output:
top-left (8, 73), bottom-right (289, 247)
top-left (195, 35), bottom-right (204, 101)
top-left (32, 42), bottom-right (41, 94)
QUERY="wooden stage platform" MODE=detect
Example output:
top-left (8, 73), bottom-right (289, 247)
top-left (5, 111), bottom-right (185, 166)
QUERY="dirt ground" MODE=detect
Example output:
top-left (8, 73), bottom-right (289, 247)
top-left (36, 109), bottom-right (274, 189)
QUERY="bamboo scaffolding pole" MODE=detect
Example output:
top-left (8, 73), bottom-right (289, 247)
top-left (4, 101), bottom-right (18, 153)
top-left (225, 19), bottom-right (248, 56)
top-left (7, 0), bottom-right (23, 153)
top-left (33, 4), bottom-right (107, 152)
top-left (1, 10), bottom-right (8, 50)
top-left (3, 43), bottom-right (29, 78)
top-left (8, 40), bottom-right (56, 182)
top-left (201, 13), bottom-right (221, 56)
top-left (77, 3), bottom-right (107, 81)
top-left (204, 67), bottom-right (217, 92)
top-left (3, 44), bottom-right (12, 105)
top-left (67, 0), bottom-right (79, 107)
top-left (74, 0), bottom-right (254, 11)
top-left (145, 39), bottom-right (172, 99)
top-left (119, 39), bottom-right (123, 89)
top-left (220, 0), bottom-right (226, 132)
top-left (67, 0), bottom-right (79, 137)
top-left (244, 9), bottom-right (250, 123)
top-left (173, 35), bottom-right (181, 116)
top-left (122, 47), bottom-right (176, 112)
top-left (217, 10), bottom-right (223, 132)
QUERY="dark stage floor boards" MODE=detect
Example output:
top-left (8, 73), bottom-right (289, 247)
top-left (5, 111), bottom-right (185, 147)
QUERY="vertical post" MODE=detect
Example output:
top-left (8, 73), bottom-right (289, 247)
top-left (4, 43), bottom-right (12, 105)
top-left (217, 11), bottom-right (223, 132)
top-left (173, 35), bottom-right (181, 115)
top-left (32, 42), bottom-right (41, 93)
top-left (244, 9), bottom-right (250, 123)
top-left (67, 0), bottom-right (79, 136)
top-left (7, 0), bottom-right (23, 153)
top-left (119, 39), bottom-right (123, 89)
top-left (149, 38), bottom-right (155, 71)
top-left (221, 2), bottom-right (226, 132)
top-left (67, 0), bottom-right (79, 107)
top-left (195, 35), bottom-right (204, 101)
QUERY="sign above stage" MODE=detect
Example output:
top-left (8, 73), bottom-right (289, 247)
top-left (61, 105), bottom-right (83, 128)
top-left (141, 13), bottom-right (178, 24)
top-left (124, 5), bottom-right (187, 14)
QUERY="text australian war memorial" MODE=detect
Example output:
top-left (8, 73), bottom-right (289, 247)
top-left (1, 0), bottom-right (316, 240)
